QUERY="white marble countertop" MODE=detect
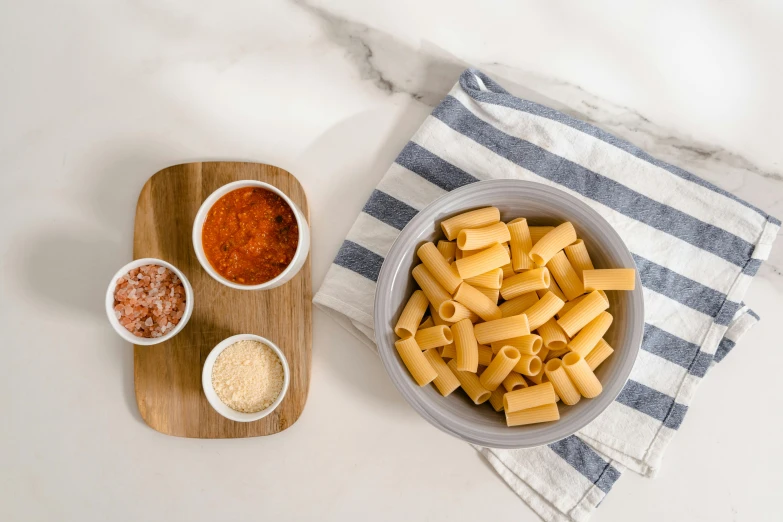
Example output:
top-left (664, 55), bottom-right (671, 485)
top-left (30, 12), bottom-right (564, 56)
top-left (2, 1), bottom-right (782, 521)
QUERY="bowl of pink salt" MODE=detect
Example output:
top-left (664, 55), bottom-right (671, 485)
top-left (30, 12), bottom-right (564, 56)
top-left (105, 258), bottom-right (194, 345)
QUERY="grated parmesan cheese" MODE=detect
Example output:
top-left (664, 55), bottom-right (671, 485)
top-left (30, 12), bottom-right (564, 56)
top-left (211, 340), bottom-right (284, 413)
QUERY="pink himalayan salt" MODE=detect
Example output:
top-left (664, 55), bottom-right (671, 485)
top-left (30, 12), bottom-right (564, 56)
top-left (113, 264), bottom-right (186, 338)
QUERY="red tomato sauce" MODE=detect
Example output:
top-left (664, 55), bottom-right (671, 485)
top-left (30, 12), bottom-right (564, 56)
top-left (202, 187), bottom-right (299, 285)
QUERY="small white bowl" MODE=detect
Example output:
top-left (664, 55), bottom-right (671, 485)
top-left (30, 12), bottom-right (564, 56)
top-left (192, 180), bottom-right (310, 290)
top-left (202, 334), bottom-right (290, 422)
top-left (105, 258), bottom-right (195, 346)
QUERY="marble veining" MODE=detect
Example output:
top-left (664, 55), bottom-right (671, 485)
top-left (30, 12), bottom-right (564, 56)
top-left (294, 0), bottom-right (783, 223)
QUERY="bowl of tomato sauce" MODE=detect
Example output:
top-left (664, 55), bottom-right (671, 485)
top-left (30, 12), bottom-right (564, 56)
top-left (192, 180), bottom-right (310, 290)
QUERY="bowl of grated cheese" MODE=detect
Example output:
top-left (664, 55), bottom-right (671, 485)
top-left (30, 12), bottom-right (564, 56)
top-left (202, 334), bottom-right (290, 422)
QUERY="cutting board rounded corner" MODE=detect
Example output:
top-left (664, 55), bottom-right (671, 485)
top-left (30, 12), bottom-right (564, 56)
top-left (132, 161), bottom-right (312, 439)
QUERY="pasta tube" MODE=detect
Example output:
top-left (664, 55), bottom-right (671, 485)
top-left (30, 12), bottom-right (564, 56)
top-left (500, 268), bottom-right (551, 300)
top-left (453, 282), bottom-right (503, 322)
top-left (454, 243), bottom-right (510, 279)
top-left (477, 344), bottom-right (494, 367)
top-left (562, 352), bottom-right (603, 398)
top-left (394, 289), bottom-right (429, 338)
top-left (464, 268), bottom-right (504, 289)
top-left (488, 387), bottom-right (506, 412)
top-left (436, 240), bottom-right (457, 263)
top-left (438, 300), bottom-right (473, 323)
top-left (417, 316), bottom-right (434, 330)
top-left (394, 338), bottom-right (437, 386)
top-left (447, 359), bottom-right (491, 404)
top-left (536, 318), bottom-right (569, 350)
top-left (412, 264), bottom-right (451, 310)
top-left (440, 342), bottom-right (456, 360)
top-left (414, 325), bottom-right (454, 350)
top-left (505, 404), bottom-right (560, 426)
top-left (474, 314), bottom-right (530, 344)
top-left (499, 292), bottom-right (539, 318)
top-left (557, 291), bottom-right (610, 337)
top-left (422, 349), bottom-right (460, 396)
top-left (585, 338), bottom-right (614, 371)
top-left (524, 291), bottom-right (565, 330)
top-left (479, 346), bottom-right (521, 391)
top-left (564, 239), bottom-right (594, 279)
top-left (513, 354), bottom-right (542, 376)
top-left (441, 207), bottom-right (500, 241)
top-left (528, 222), bottom-right (577, 266)
top-left (546, 251), bottom-right (584, 301)
top-left (457, 222), bottom-right (511, 251)
top-left (452, 318), bottom-right (478, 372)
top-left (490, 334), bottom-right (541, 355)
top-left (529, 226), bottom-right (554, 245)
top-left (417, 242), bottom-right (462, 293)
top-left (536, 276), bottom-right (568, 302)
top-left (567, 312), bottom-right (613, 357)
top-left (544, 358), bottom-right (581, 405)
top-left (503, 382), bottom-right (556, 412)
top-left (475, 286), bottom-right (500, 304)
top-left (502, 372), bottom-right (529, 392)
top-left (582, 269), bottom-right (637, 291)
top-left (508, 218), bottom-right (535, 271)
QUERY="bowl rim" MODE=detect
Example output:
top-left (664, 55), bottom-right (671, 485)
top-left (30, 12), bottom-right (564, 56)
top-left (105, 257), bottom-right (195, 346)
top-left (201, 333), bottom-right (291, 422)
top-left (192, 179), bottom-right (309, 291)
top-left (373, 179), bottom-right (644, 449)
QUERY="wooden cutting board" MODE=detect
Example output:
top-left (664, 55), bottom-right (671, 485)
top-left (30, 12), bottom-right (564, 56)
top-left (133, 162), bottom-right (312, 438)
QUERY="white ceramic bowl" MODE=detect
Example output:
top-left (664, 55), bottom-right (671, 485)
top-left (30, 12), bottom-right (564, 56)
top-left (202, 334), bottom-right (290, 422)
top-left (192, 180), bottom-right (310, 290)
top-left (105, 258), bottom-right (195, 346)
top-left (374, 180), bottom-right (644, 449)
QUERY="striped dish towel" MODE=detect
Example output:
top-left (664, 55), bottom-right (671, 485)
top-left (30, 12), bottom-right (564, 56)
top-left (313, 69), bottom-right (779, 522)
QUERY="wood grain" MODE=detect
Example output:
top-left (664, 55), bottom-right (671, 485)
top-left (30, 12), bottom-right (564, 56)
top-left (133, 162), bottom-right (312, 438)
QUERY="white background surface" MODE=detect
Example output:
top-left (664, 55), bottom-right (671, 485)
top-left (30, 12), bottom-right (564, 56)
top-left (2, 1), bottom-right (782, 521)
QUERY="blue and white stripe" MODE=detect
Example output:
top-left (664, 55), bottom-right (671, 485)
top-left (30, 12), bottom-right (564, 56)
top-left (314, 69), bottom-right (778, 521)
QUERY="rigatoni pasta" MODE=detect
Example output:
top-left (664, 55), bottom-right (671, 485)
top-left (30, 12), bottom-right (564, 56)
top-left (414, 325), bottom-right (454, 350)
top-left (528, 222), bottom-right (577, 266)
top-left (473, 314), bottom-right (530, 344)
top-left (583, 269), bottom-right (637, 291)
top-left (499, 292), bottom-right (539, 318)
top-left (454, 243), bottom-right (511, 279)
top-left (567, 312), bottom-right (613, 357)
top-left (441, 207), bottom-right (500, 241)
top-left (506, 403), bottom-right (560, 426)
top-left (564, 239), bottom-right (594, 279)
top-left (479, 346), bottom-right (521, 391)
top-left (452, 318), bottom-right (478, 372)
top-left (453, 282), bottom-right (502, 322)
top-left (447, 359), bottom-right (491, 404)
top-left (457, 222), bottom-right (511, 251)
top-left (394, 289), bottom-right (429, 338)
top-left (417, 242), bottom-right (463, 293)
top-left (464, 268), bottom-right (504, 289)
top-left (508, 218), bottom-right (535, 271)
top-left (557, 290), bottom-right (610, 337)
top-left (437, 240), bottom-right (457, 263)
top-left (500, 268), bottom-right (551, 300)
top-left (544, 358), bottom-right (581, 406)
top-left (562, 352), bottom-right (602, 398)
top-left (422, 349), bottom-right (461, 396)
top-left (546, 251), bottom-right (584, 301)
top-left (394, 338), bottom-right (437, 386)
top-left (412, 264), bottom-right (451, 310)
top-left (524, 291), bottom-right (565, 330)
top-left (392, 209), bottom-right (636, 428)
top-left (585, 338), bottom-right (614, 371)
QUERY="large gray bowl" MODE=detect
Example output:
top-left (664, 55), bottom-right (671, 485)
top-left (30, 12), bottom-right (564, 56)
top-left (374, 180), bottom-right (643, 448)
